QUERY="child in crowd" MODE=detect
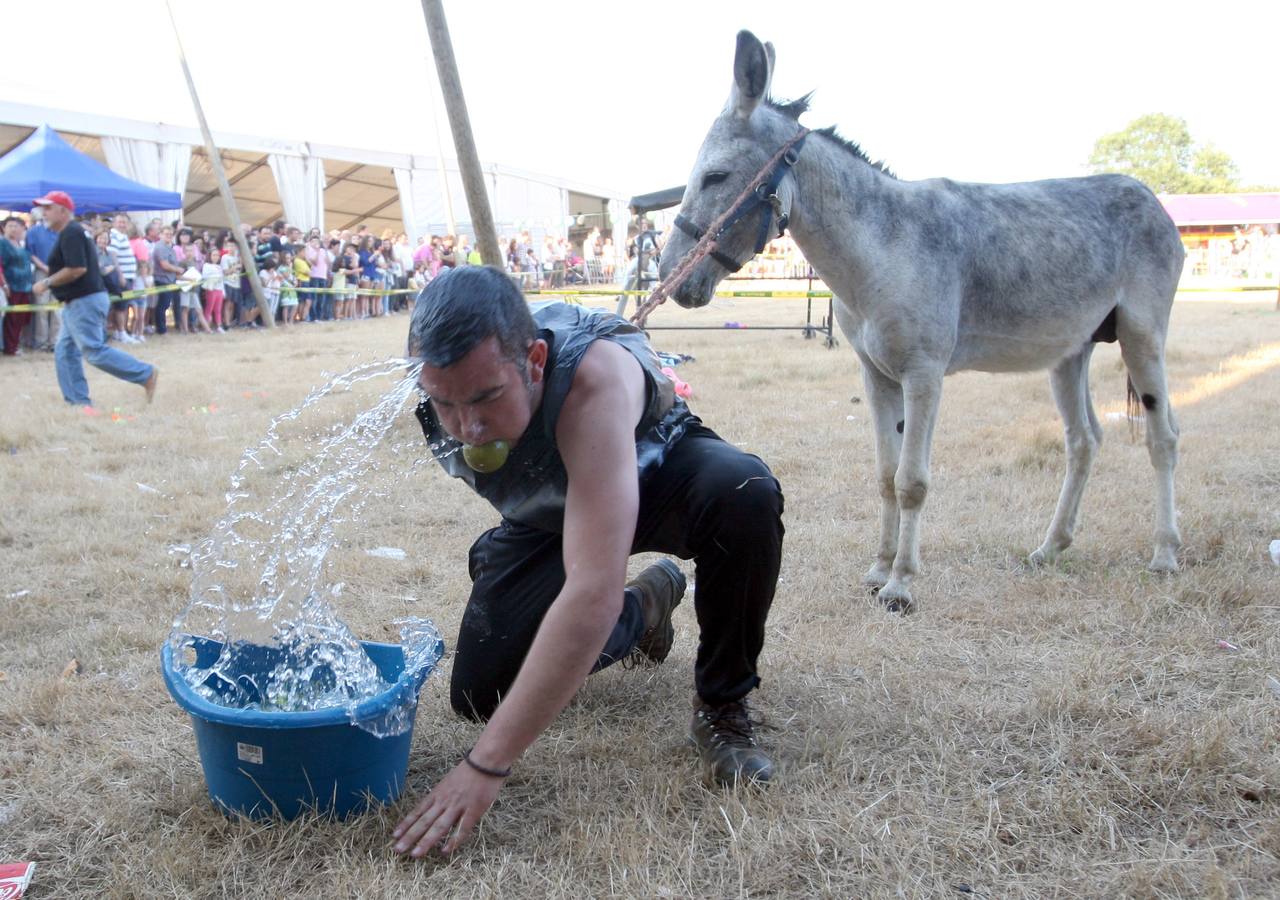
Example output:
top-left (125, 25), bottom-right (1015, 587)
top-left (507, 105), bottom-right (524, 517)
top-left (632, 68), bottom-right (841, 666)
top-left (292, 248), bottom-right (311, 322)
top-left (279, 250), bottom-right (298, 327)
top-left (176, 265), bottom-right (197, 334)
top-left (202, 248), bottom-right (226, 333)
top-left (95, 230), bottom-right (135, 344)
top-left (131, 257), bottom-right (150, 342)
top-left (239, 249), bottom-right (254, 326)
top-left (524, 248), bottom-right (541, 287)
top-left (127, 223), bottom-right (150, 342)
top-left (260, 253), bottom-right (281, 323)
top-left (337, 242), bottom-right (361, 321)
top-left (378, 238), bottom-right (396, 316)
top-left (220, 240), bottom-right (242, 328)
top-left (329, 245), bottom-right (347, 321)
top-left (409, 260), bottom-right (428, 292)
top-left (178, 265), bottom-right (215, 334)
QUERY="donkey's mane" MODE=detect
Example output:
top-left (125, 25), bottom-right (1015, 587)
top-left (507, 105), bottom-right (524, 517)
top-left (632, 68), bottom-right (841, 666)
top-left (766, 94), bottom-right (897, 179)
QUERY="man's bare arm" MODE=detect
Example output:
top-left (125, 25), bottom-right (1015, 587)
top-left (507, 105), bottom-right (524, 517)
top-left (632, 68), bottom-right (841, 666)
top-left (393, 340), bottom-right (646, 856)
top-left (470, 339), bottom-right (646, 767)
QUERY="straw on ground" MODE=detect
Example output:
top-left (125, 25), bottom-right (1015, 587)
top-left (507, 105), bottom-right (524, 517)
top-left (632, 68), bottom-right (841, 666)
top-left (1, 296), bottom-right (1279, 898)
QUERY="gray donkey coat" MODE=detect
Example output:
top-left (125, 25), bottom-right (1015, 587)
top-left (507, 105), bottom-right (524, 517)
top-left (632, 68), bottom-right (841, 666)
top-left (660, 30), bottom-right (1184, 611)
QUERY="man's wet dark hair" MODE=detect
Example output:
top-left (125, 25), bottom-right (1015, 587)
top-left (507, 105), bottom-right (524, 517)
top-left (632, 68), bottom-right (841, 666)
top-left (408, 266), bottom-right (536, 369)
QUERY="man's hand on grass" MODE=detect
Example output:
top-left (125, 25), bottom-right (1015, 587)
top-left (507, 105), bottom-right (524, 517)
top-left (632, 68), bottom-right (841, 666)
top-left (392, 762), bottom-right (504, 857)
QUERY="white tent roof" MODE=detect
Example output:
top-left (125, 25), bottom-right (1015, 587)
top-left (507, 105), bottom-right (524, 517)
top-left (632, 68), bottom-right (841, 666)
top-left (0, 100), bottom-right (626, 238)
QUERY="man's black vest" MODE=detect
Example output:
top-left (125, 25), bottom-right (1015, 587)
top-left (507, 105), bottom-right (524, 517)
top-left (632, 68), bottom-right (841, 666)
top-left (415, 302), bottom-right (697, 532)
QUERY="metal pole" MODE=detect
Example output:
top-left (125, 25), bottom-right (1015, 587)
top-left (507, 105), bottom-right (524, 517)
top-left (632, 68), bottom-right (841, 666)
top-left (164, 0), bottom-right (273, 328)
top-left (419, 0), bottom-right (501, 266)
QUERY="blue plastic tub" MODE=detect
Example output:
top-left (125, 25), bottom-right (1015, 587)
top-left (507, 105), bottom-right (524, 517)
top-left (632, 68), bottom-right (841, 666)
top-left (161, 635), bottom-right (442, 820)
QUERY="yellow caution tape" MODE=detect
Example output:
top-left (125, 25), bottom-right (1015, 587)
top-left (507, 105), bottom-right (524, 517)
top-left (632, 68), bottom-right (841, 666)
top-left (7, 279), bottom-right (1268, 316)
top-left (529, 285), bottom-right (1279, 299)
top-left (1175, 285), bottom-right (1278, 293)
top-left (524, 288), bottom-right (835, 299)
top-left (0, 278), bottom-right (418, 313)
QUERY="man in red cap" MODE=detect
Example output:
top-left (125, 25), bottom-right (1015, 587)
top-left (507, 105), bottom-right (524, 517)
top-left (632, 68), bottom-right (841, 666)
top-left (30, 191), bottom-right (158, 408)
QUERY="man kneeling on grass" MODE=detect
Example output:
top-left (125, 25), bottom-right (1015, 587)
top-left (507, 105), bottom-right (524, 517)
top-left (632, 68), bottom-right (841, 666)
top-left (393, 266), bottom-right (784, 857)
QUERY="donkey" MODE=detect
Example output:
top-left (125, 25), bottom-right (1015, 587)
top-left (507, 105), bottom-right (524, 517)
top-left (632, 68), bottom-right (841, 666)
top-left (659, 30), bottom-right (1184, 611)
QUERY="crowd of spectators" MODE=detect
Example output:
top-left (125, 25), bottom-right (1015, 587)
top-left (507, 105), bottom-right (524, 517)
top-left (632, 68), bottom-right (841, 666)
top-left (0, 211), bottom-right (671, 359)
top-left (2, 210), bottom-right (827, 360)
top-left (504, 227), bottom-right (619, 289)
top-left (8, 200), bottom-right (1277, 363)
top-left (1183, 225), bottom-right (1280, 280)
top-left (0, 214), bottom-right (495, 353)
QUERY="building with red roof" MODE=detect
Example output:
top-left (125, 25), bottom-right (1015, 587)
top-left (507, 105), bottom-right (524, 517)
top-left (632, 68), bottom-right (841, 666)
top-left (1159, 193), bottom-right (1279, 281)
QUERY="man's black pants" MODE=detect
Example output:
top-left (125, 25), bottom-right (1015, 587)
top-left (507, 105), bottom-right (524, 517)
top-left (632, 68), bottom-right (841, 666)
top-left (450, 423), bottom-right (784, 721)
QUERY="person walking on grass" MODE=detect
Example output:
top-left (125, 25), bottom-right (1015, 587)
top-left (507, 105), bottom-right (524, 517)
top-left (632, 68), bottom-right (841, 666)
top-left (393, 267), bottom-right (783, 858)
top-left (30, 191), bottom-right (157, 408)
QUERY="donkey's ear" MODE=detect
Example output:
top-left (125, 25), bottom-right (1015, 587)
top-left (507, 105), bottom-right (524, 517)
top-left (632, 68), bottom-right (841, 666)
top-left (730, 30), bottom-right (771, 120)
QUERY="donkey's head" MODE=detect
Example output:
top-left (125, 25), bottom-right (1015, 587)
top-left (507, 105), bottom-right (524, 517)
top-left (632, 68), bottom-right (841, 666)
top-left (660, 30), bottom-right (803, 308)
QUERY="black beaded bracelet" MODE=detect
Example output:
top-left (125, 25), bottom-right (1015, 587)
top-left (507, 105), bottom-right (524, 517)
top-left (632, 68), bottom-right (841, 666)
top-left (463, 749), bottom-right (512, 779)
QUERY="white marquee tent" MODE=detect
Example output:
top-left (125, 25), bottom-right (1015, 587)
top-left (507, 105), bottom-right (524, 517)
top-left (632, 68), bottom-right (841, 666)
top-left (0, 100), bottom-right (628, 253)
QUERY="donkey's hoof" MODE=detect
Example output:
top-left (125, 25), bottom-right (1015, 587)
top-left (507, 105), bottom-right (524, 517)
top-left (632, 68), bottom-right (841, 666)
top-left (1029, 538), bottom-right (1070, 568)
top-left (1027, 547), bottom-right (1051, 568)
top-left (877, 584), bottom-right (915, 615)
top-left (878, 593), bottom-right (915, 615)
top-left (1148, 548), bottom-right (1179, 573)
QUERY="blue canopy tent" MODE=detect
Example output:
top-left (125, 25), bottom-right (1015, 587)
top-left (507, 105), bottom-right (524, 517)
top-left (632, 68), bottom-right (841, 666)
top-left (0, 124), bottom-right (182, 213)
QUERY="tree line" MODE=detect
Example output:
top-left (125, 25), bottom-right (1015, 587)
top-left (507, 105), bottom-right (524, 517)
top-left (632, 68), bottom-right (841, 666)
top-left (1088, 112), bottom-right (1272, 194)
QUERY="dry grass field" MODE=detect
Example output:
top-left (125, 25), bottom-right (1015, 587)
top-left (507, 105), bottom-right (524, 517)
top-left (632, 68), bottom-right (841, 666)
top-left (2, 294), bottom-right (1279, 898)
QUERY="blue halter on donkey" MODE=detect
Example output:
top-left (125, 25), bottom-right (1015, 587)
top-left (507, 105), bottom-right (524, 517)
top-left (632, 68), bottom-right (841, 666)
top-left (659, 30), bottom-right (1185, 612)
top-left (672, 129), bottom-right (809, 274)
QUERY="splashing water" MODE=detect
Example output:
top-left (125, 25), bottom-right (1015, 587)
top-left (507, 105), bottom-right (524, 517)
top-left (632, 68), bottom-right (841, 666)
top-left (168, 358), bottom-right (456, 735)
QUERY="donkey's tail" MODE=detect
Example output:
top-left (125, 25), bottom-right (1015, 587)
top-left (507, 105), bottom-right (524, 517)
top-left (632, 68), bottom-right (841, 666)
top-left (1126, 376), bottom-right (1145, 441)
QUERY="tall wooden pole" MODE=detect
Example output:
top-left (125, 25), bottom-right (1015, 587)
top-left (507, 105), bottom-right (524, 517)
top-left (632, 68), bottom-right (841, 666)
top-left (424, 60), bottom-right (458, 237)
top-left (165, 0), bottom-right (273, 327)
top-left (419, 0), bottom-right (501, 266)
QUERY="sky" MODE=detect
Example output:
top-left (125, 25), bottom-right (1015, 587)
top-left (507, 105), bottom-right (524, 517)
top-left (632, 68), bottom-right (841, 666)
top-left (4, 0), bottom-right (1278, 196)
